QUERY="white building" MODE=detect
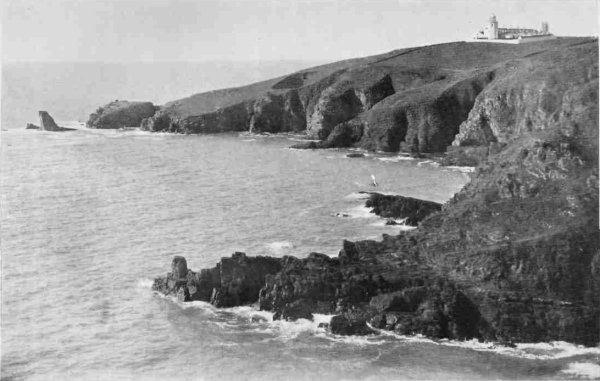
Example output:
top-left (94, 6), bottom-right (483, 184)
top-left (472, 15), bottom-right (556, 44)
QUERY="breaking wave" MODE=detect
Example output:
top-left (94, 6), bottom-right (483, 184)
top-left (369, 324), bottom-right (600, 361)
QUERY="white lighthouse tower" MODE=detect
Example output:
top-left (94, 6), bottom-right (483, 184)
top-left (486, 15), bottom-right (499, 39)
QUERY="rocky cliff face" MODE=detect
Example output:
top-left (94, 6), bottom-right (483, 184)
top-left (305, 71), bottom-right (395, 139)
top-left (87, 100), bottom-right (156, 129)
top-left (152, 39), bottom-right (599, 347)
top-left (135, 39), bottom-right (594, 154)
top-left (249, 91), bottom-right (306, 133)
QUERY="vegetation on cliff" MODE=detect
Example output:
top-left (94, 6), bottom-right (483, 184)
top-left (139, 38), bottom-right (592, 153)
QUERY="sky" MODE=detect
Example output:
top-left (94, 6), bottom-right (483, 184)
top-left (1, 0), bottom-right (598, 63)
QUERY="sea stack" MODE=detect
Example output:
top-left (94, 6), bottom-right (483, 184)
top-left (38, 111), bottom-right (61, 131)
top-left (37, 111), bottom-right (73, 131)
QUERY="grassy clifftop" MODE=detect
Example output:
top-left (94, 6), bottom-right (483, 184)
top-left (143, 38), bottom-right (595, 155)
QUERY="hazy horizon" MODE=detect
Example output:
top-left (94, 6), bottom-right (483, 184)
top-left (1, 60), bottom-right (328, 127)
top-left (2, 0), bottom-right (598, 64)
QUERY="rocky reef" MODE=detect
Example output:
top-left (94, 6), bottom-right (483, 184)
top-left (152, 38), bottom-right (598, 347)
top-left (363, 192), bottom-right (442, 226)
top-left (87, 100), bottom-right (156, 129)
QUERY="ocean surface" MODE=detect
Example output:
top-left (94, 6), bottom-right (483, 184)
top-left (2, 63), bottom-right (600, 381)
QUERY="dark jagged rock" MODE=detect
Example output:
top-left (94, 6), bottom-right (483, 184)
top-left (86, 100), bottom-right (156, 129)
top-left (37, 111), bottom-right (74, 131)
top-left (26, 123), bottom-right (39, 130)
top-left (330, 314), bottom-right (373, 335)
top-left (362, 192), bottom-right (442, 226)
top-left (153, 253), bottom-right (282, 306)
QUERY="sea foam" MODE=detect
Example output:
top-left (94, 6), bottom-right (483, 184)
top-left (377, 156), bottom-right (414, 162)
top-left (369, 324), bottom-right (600, 361)
top-left (443, 165), bottom-right (476, 173)
top-left (266, 241), bottom-right (295, 254)
top-left (561, 362), bottom-right (600, 379)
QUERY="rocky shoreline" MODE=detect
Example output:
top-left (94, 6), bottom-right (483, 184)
top-left (143, 38), bottom-right (599, 346)
top-left (153, 184), bottom-right (598, 346)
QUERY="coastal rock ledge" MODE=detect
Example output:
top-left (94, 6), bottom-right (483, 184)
top-left (154, 235), bottom-right (597, 346)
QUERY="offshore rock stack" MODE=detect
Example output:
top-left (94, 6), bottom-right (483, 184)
top-left (27, 111), bottom-right (74, 131)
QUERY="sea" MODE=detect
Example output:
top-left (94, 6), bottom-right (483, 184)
top-left (2, 62), bottom-right (599, 381)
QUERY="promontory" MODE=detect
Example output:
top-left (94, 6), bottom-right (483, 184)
top-left (118, 37), bottom-right (598, 346)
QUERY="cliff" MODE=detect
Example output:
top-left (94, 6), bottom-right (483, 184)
top-left (137, 38), bottom-right (591, 153)
top-left (87, 100), bottom-right (156, 129)
top-left (152, 38), bottom-right (599, 346)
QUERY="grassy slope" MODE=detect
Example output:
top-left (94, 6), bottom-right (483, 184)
top-left (161, 38), bottom-right (591, 119)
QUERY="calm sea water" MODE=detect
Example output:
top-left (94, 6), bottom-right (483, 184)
top-left (2, 63), bottom-right (599, 380)
top-left (2, 128), bottom-right (599, 381)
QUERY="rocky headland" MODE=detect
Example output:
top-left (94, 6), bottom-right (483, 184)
top-left (149, 38), bottom-right (599, 346)
top-left (86, 100), bottom-right (157, 129)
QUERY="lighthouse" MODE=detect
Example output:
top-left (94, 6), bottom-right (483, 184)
top-left (486, 15), bottom-right (499, 39)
